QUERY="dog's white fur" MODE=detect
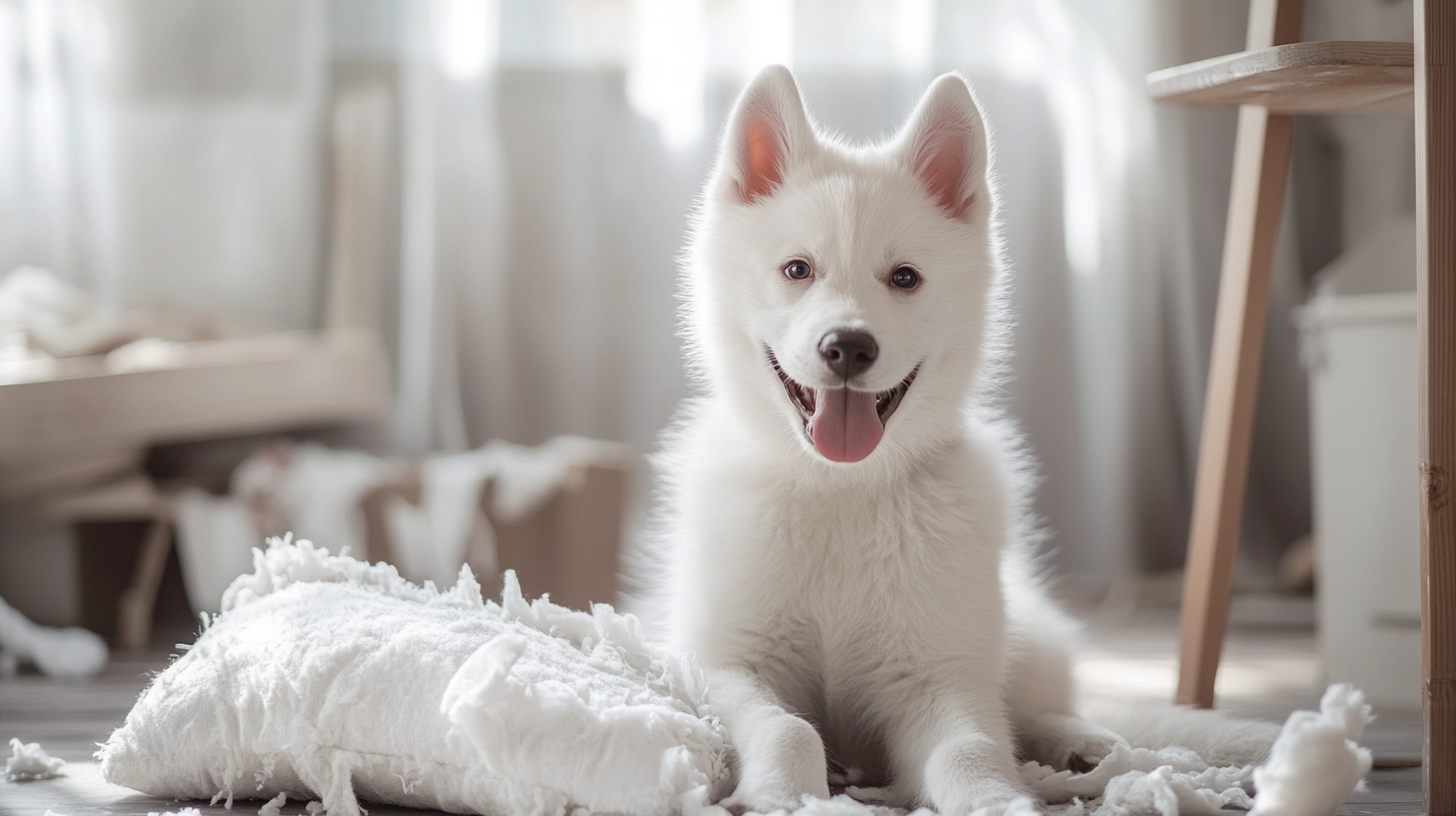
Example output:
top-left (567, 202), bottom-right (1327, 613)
top-left (643, 67), bottom-right (1273, 815)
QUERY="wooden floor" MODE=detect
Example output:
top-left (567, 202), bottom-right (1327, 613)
top-left (0, 597), bottom-right (1426, 815)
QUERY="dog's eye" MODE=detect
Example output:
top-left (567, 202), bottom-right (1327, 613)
top-left (890, 266), bottom-right (920, 289)
top-left (783, 260), bottom-right (812, 281)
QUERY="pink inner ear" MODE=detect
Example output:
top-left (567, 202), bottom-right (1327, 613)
top-left (917, 130), bottom-right (973, 220)
top-left (740, 112), bottom-right (783, 203)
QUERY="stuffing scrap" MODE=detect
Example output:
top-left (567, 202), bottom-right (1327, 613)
top-left (6, 737), bottom-right (65, 781)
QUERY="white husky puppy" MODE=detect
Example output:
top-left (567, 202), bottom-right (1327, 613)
top-left (647, 67), bottom-right (1272, 815)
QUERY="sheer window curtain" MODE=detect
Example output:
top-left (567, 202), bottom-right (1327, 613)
top-left (0, 0), bottom-right (112, 297)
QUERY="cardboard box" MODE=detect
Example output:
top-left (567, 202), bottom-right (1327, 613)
top-left (359, 463), bottom-right (627, 610)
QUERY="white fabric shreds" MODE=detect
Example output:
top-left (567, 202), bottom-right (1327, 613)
top-left (389, 436), bottom-right (632, 587)
top-left (6, 738), bottom-right (65, 780)
top-left (1023, 743), bottom-right (1255, 814)
top-left (175, 445), bottom-right (399, 614)
top-left (1248, 685), bottom-right (1373, 816)
top-left (97, 536), bottom-right (1372, 816)
top-left (172, 490), bottom-right (263, 615)
top-left (176, 437), bottom-right (630, 611)
top-left (231, 445), bottom-right (396, 558)
top-left (0, 594), bottom-right (107, 678)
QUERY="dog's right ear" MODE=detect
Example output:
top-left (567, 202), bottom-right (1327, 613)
top-left (716, 65), bottom-right (814, 205)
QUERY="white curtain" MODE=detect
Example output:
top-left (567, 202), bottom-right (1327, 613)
top-left (0, 0), bottom-right (326, 325)
top-left (0, 0), bottom-right (107, 292)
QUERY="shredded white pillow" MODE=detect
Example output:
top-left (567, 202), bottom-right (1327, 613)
top-left (97, 536), bottom-right (1372, 816)
top-left (98, 536), bottom-right (729, 816)
top-left (6, 738), bottom-right (65, 781)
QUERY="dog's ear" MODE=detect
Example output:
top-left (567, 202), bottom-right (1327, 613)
top-left (717, 65), bottom-right (814, 204)
top-left (896, 73), bottom-right (988, 222)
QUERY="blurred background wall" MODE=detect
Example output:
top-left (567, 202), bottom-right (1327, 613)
top-left (0, 0), bottom-right (1415, 626)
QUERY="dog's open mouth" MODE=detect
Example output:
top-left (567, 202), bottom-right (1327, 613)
top-left (769, 351), bottom-right (918, 463)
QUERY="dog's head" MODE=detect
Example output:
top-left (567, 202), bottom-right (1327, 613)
top-left (683, 66), bottom-right (1003, 468)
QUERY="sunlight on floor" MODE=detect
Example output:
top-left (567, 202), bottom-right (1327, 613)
top-left (1075, 654), bottom-right (1325, 701)
top-left (1071, 597), bottom-right (1326, 706)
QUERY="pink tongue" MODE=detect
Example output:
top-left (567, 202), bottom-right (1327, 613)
top-left (809, 387), bottom-right (883, 462)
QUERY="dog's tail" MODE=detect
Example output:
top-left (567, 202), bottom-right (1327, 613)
top-left (1081, 699), bottom-right (1284, 766)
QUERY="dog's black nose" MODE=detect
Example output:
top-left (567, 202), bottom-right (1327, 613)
top-left (818, 330), bottom-right (878, 380)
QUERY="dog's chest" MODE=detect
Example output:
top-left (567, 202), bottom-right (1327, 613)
top-left (688, 460), bottom-right (1008, 666)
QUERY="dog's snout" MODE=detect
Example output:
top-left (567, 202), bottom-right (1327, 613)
top-left (818, 330), bottom-right (878, 380)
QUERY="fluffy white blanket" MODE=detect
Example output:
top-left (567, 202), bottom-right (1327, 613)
top-left (96, 537), bottom-right (1370, 816)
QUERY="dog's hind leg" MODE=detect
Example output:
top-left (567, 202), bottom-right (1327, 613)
top-left (1001, 590), bottom-right (1277, 769)
top-left (1003, 589), bottom-right (1127, 771)
top-left (711, 666), bottom-right (832, 813)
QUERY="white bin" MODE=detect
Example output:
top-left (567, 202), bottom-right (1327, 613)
top-left (1298, 217), bottom-right (1420, 706)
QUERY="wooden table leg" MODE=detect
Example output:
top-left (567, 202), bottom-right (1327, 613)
top-left (1417, 1), bottom-right (1456, 811)
top-left (1175, 105), bottom-right (1294, 708)
top-left (117, 514), bottom-right (173, 651)
top-left (1175, 0), bottom-right (1303, 710)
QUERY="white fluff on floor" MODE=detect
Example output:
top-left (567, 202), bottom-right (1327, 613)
top-left (1023, 743), bottom-right (1255, 815)
top-left (258, 792), bottom-right (288, 815)
top-left (6, 738), bottom-right (65, 780)
top-left (0, 594), bottom-right (107, 679)
top-left (1248, 685), bottom-right (1373, 816)
top-left (97, 537), bottom-right (1371, 816)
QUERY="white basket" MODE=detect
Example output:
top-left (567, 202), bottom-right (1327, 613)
top-left (1299, 289), bottom-right (1420, 705)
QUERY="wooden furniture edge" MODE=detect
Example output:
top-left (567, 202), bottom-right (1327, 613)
top-left (1417, 1), bottom-right (1456, 811)
top-left (1149, 40), bottom-right (1413, 113)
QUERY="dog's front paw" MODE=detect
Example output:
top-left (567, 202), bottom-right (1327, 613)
top-left (972, 798), bottom-right (1042, 816)
top-left (720, 786), bottom-right (815, 815)
top-left (972, 795), bottom-right (1043, 816)
top-left (922, 729), bottom-right (1040, 816)
top-left (723, 712), bottom-right (831, 814)
top-left (938, 786), bottom-right (1043, 816)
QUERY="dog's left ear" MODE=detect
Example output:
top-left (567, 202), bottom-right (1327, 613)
top-left (896, 74), bottom-right (988, 222)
